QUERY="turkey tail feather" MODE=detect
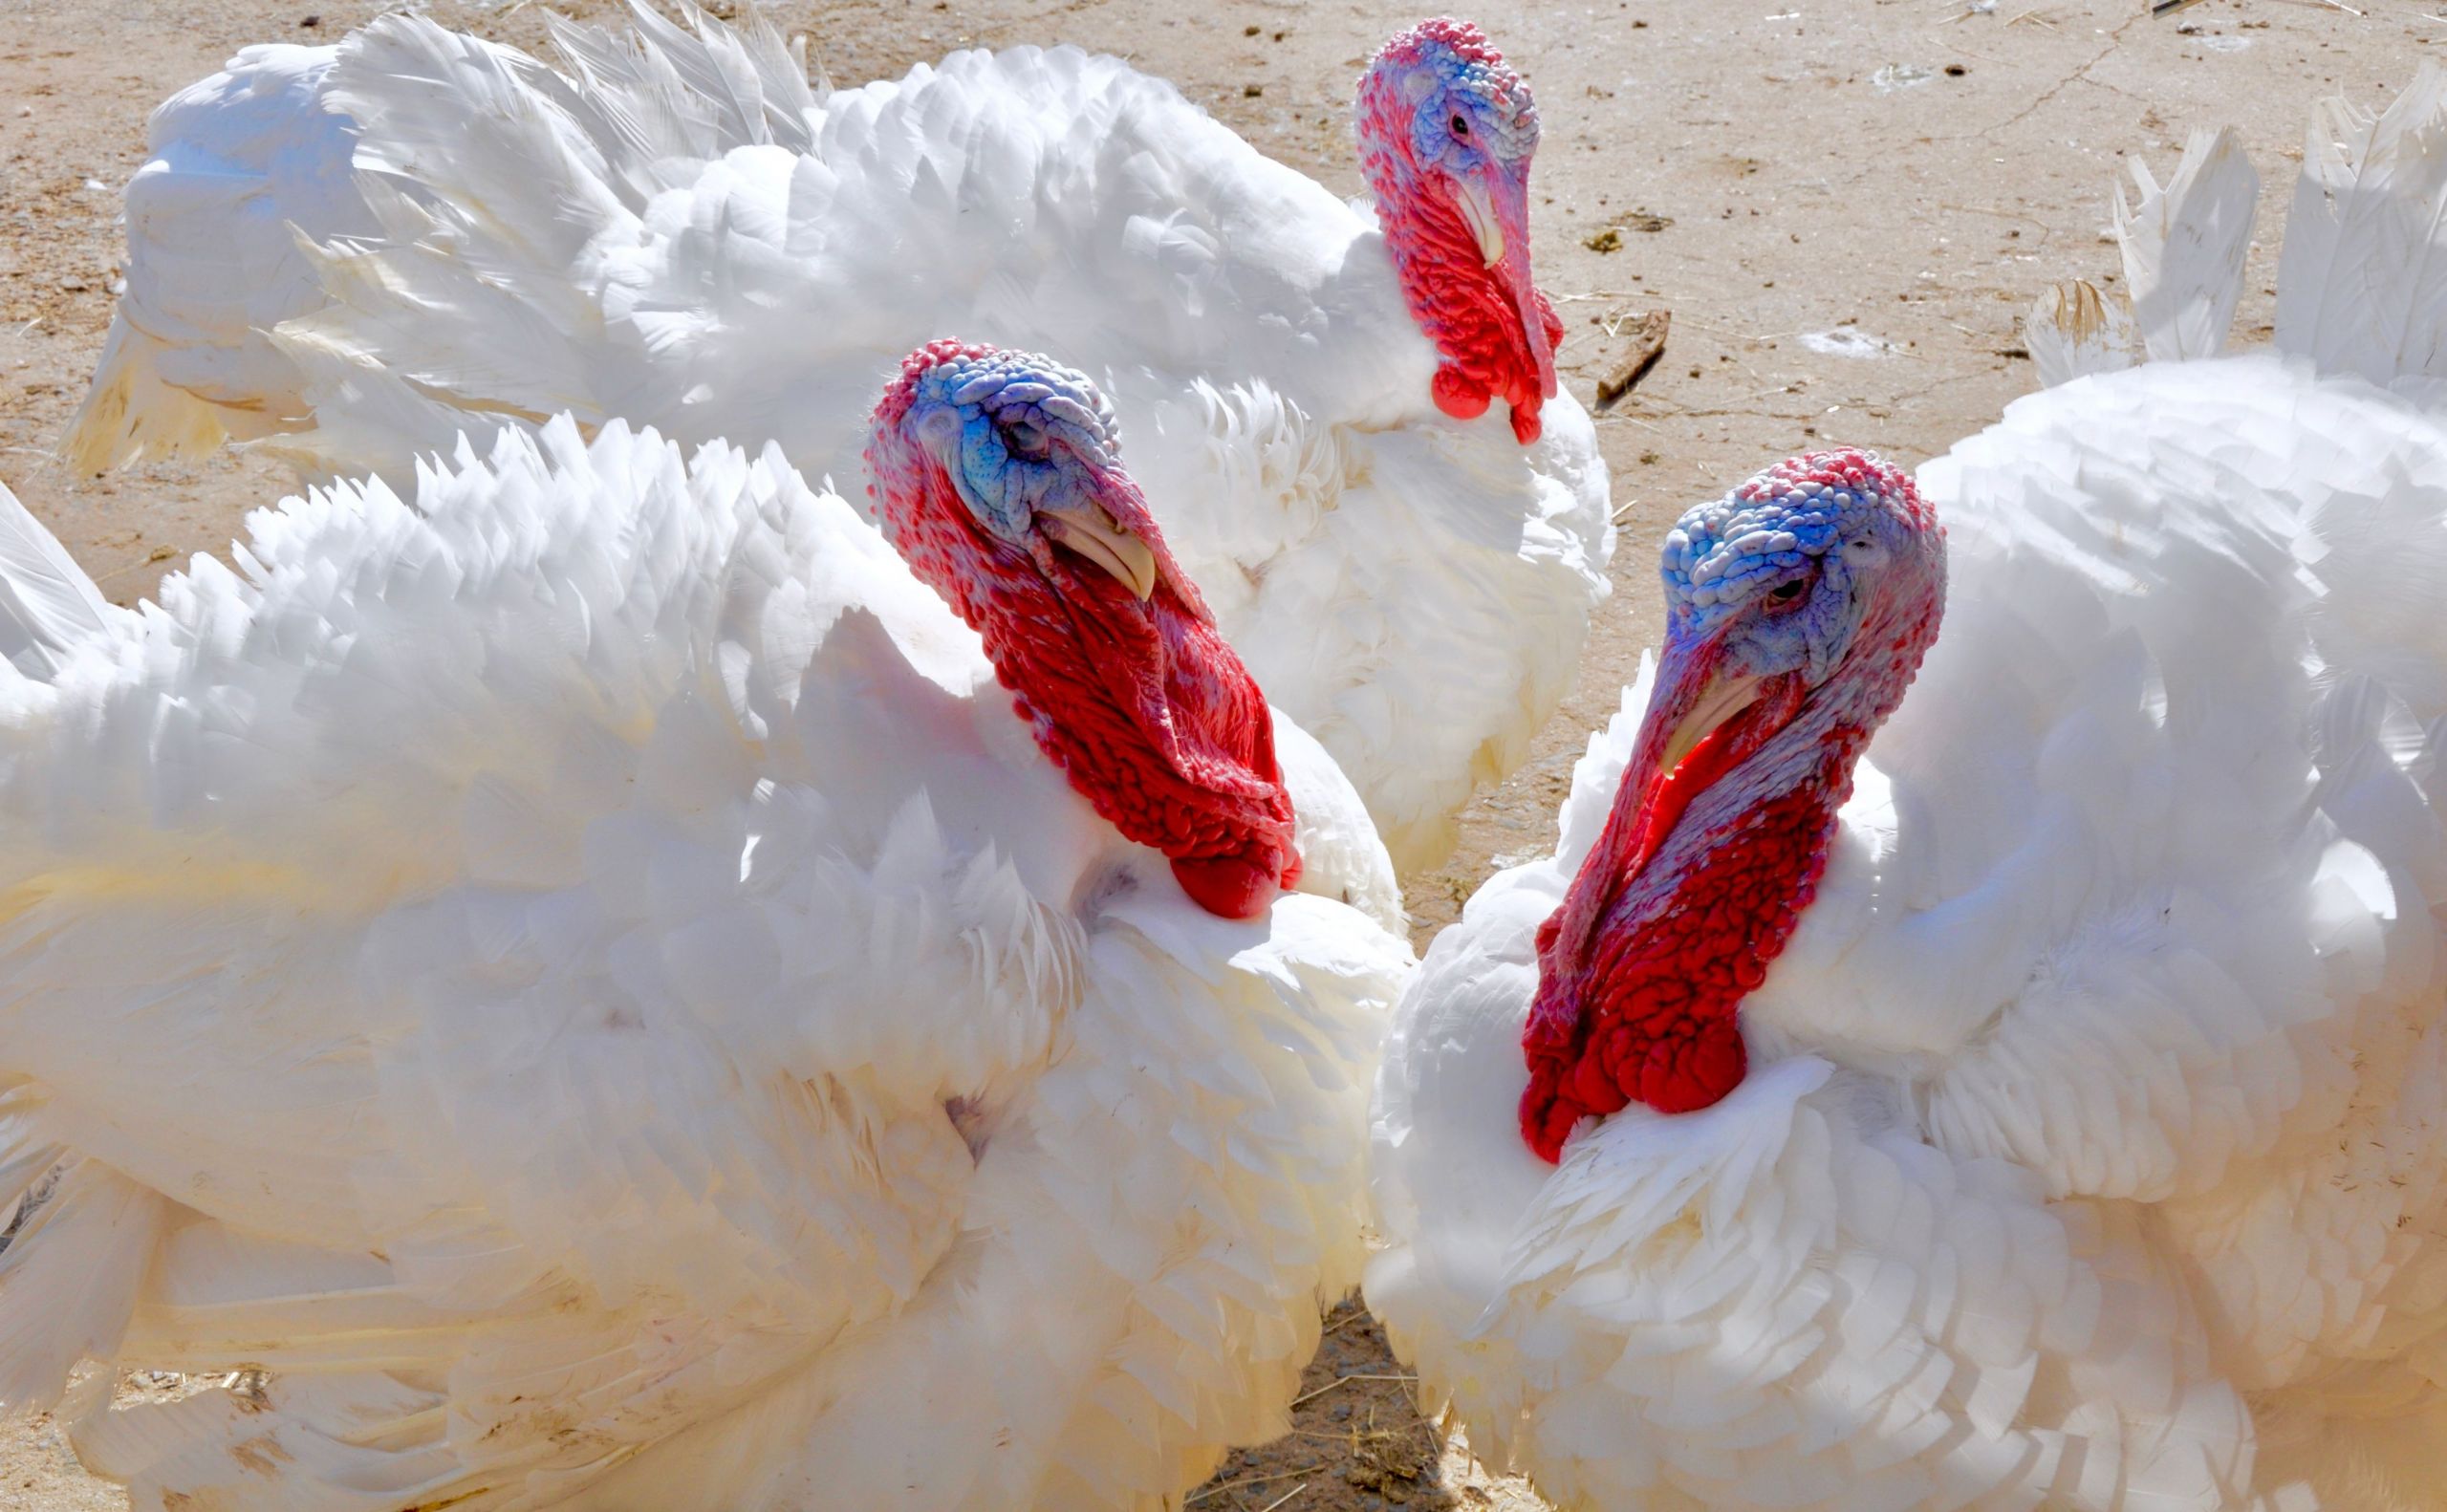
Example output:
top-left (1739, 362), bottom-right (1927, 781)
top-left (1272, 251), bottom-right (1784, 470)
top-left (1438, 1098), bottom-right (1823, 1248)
top-left (58, 313), bottom-right (239, 474)
top-left (2117, 125), bottom-right (2261, 364)
top-left (2277, 62), bottom-right (2447, 388)
top-left (0, 476), bottom-right (118, 680)
top-left (2025, 278), bottom-right (2139, 389)
top-left (0, 1160), bottom-right (167, 1418)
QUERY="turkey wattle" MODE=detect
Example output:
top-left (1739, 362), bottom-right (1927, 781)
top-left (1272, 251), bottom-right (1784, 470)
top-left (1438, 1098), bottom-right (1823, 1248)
top-left (1517, 454), bottom-right (1946, 1158)
top-left (864, 341), bottom-right (1311, 921)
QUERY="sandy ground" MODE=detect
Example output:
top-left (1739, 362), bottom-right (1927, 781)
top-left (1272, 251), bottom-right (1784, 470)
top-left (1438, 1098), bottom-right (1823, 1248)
top-left (0, 0), bottom-right (2434, 1505)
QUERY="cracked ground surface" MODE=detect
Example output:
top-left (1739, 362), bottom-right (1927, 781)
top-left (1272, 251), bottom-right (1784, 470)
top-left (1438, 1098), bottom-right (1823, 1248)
top-left (0, 0), bottom-right (2430, 1506)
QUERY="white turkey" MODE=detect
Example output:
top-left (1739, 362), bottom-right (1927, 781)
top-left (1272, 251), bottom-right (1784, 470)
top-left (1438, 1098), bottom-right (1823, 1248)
top-left (1369, 69), bottom-right (2447, 1510)
top-left (63, 4), bottom-right (1613, 872)
top-left (0, 341), bottom-right (1414, 1510)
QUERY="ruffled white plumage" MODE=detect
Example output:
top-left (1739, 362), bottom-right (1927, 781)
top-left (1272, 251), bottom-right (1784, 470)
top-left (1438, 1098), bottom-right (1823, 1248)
top-left (60, 43), bottom-right (376, 470)
top-left (1373, 71), bottom-right (2447, 1512)
top-left (65, 4), bottom-right (1613, 871)
top-left (0, 418), bottom-right (1410, 1510)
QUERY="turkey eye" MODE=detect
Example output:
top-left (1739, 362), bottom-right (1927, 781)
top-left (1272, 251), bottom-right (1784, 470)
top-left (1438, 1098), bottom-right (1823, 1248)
top-left (1765, 579), bottom-right (1808, 606)
top-left (1450, 113), bottom-right (1470, 137)
top-left (1003, 420), bottom-right (1047, 455)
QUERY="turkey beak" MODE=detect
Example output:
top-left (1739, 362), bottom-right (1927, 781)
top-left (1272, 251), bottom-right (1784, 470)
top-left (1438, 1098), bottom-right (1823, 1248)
top-left (1538, 640), bottom-right (1767, 972)
top-left (1615, 643), bottom-right (1765, 875)
top-left (1457, 168), bottom-right (1557, 406)
top-left (1041, 499), bottom-right (1159, 601)
top-left (1455, 177), bottom-right (1508, 268)
top-left (1659, 671), bottom-right (1762, 773)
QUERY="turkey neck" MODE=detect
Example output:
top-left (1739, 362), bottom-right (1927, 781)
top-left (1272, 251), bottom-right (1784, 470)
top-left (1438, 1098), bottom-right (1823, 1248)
top-left (1516, 562), bottom-right (1944, 1160)
top-left (1353, 78), bottom-right (1553, 443)
top-left (895, 460), bottom-right (1301, 919)
top-left (1517, 693), bottom-right (1867, 1159)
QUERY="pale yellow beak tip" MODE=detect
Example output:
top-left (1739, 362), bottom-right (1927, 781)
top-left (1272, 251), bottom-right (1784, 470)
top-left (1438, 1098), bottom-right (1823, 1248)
top-left (1455, 184), bottom-right (1505, 269)
top-left (1660, 672), bottom-right (1765, 773)
top-left (1043, 506), bottom-right (1159, 601)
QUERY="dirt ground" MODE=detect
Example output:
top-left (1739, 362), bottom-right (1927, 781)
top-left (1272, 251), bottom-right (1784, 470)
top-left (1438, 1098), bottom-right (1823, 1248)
top-left (0, 0), bottom-right (2432, 1505)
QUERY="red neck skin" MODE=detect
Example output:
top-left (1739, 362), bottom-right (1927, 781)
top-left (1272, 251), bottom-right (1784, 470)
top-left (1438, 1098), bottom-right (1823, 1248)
top-left (882, 460), bottom-right (1302, 921)
top-left (1517, 611), bottom-right (1937, 1162)
top-left (1518, 717), bottom-right (1861, 1162)
top-left (1355, 77), bottom-right (1562, 445)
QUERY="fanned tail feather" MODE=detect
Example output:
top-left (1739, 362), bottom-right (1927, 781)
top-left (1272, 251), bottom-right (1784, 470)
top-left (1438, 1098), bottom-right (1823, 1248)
top-left (62, 41), bottom-right (375, 473)
top-left (2117, 125), bottom-right (2261, 364)
top-left (2027, 126), bottom-right (2255, 387)
top-left (0, 476), bottom-right (120, 680)
top-left (2025, 278), bottom-right (2139, 388)
top-left (58, 314), bottom-right (241, 474)
top-left (277, 5), bottom-right (827, 485)
top-left (2277, 62), bottom-right (2447, 387)
top-left (553, 2), bottom-right (822, 154)
top-left (0, 1157), bottom-right (168, 1418)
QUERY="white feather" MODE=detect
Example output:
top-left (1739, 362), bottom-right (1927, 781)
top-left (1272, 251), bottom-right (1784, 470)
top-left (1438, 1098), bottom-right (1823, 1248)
top-left (2117, 126), bottom-right (2262, 364)
top-left (70, 7), bottom-right (1613, 870)
top-left (59, 44), bottom-right (378, 471)
top-left (2025, 279), bottom-right (2138, 390)
top-left (2277, 62), bottom-right (2447, 389)
top-left (0, 421), bottom-right (1411, 1510)
top-left (1372, 75), bottom-right (2447, 1512)
top-left (0, 479), bottom-right (124, 680)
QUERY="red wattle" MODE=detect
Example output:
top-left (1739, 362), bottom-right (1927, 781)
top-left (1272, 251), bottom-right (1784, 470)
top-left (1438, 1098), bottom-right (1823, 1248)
top-left (1171, 854), bottom-right (1281, 920)
top-left (1518, 776), bottom-right (1843, 1162)
top-left (1516, 451), bottom-right (1945, 1160)
top-left (1433, 367), bottom-right (1494, 421)
top-left (865, 342), bottom-right (1304, 924)
top-left (1356, 50), bottom-right (1554, 447)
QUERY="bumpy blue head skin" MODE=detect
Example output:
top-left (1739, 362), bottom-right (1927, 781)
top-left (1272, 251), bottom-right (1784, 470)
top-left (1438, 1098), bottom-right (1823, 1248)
top-left (1661, 451), bottom-right (1926, 685)
top-left (1373, 19), bottom-right (1539, 176)
top-left (899, 347), bottom-right (1123, 543)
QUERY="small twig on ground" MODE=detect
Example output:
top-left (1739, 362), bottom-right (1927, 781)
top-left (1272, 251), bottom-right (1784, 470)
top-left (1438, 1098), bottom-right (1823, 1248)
top-left (1288, 1372), bottom-right (1418, 1409)
top-left (93, 545), bottom-right (179, 585)
top-left (1252, 1484), bottom-right (1310, 1512)
top-left (1184, 1464), bottom-right (1323, 1504)
top-left (1595, 409), bottom-right (1666, 434)
top-left (1937, 201), bottom-right (2053, 246)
